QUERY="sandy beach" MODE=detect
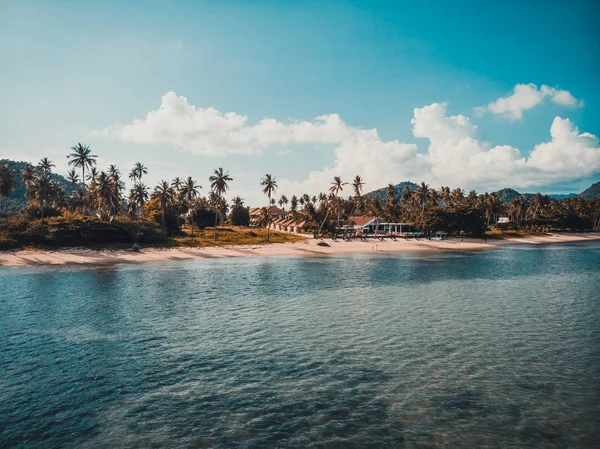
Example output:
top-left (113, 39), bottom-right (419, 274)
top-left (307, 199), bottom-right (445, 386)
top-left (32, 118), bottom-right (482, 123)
top-left (0, 232), bottom-right (598, 267)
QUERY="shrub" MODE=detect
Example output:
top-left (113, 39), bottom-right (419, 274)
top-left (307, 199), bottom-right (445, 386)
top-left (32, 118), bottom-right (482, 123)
top-left (228, 206), bottom-right (250, 226)
top-left (0, 235), bottom-right (19, 250)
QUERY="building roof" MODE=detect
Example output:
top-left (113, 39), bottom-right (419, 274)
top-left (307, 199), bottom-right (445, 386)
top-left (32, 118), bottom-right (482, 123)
top-left (347, 216), bottom-right (379, 227)
top-left (249, 206), bottom-right (288, 216)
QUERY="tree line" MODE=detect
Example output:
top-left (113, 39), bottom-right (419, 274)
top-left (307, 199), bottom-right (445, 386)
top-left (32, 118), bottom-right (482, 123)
top-left (1, 144), bottom-right (599, 239)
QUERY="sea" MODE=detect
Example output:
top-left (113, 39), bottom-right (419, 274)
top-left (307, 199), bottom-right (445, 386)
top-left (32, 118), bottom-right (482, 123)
top-left (1, 242), bottom-right (599, 448)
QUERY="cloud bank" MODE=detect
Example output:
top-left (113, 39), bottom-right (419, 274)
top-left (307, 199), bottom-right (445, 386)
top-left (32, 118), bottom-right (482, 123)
top-left (475, 83), bottom-right (583, 120)
top-left (94, 91), bottom-right (599, 195)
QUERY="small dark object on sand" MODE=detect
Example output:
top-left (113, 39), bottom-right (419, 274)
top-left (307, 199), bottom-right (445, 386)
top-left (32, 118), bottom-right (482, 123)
top-left (317, 240), bottom-right (330, 247)
top-left (132, 243), bottom-right (141, 252)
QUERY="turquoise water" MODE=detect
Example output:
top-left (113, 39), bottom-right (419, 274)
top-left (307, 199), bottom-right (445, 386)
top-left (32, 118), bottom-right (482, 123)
top-left (1, 242), bottom-right (599, 448)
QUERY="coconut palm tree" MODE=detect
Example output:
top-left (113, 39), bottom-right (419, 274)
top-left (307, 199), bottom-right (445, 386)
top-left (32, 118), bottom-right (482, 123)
top-left (28, 173), bottom-right (52, 220)
top-left (67, 169), bottom-right (79, 188)
top-left (182, 176), bottom-right (201, 236)
top-left (87, 166), bottom-right (99, 184)
top-left (130, 162), bottom-right (148, 187)
top-left (329, 176), bottom-right (348, 230)
top-left (414, 182), bottom-right (430, 222)
top-left (290, 195), bottom-right (298, 214)
top-left (451, 188), bottom-right (464, 206)
top-left (20, 166), bottom-right (35, 188)
top-left (0, 165), bottom-right (18, 222)
top-left (401, 186), bottom-right (413, 214)
top-left (260, 174), bottom-right (278, 240)
top-left (153, 180), bottom-right (173, 231)
top-left (352, 175), bottom-right (365, 198)
top-left (232, 196), bottom-right (244, 208)
top-left (94, 172), bottom-right (114, 219)
top-left (351, 175), bottom-right (365, 214)
top-left (209, 168), bottom-right (233, 240)
top-left (485, 193), bottom-right (501, 226)
top-left (38, 158), bottom-right (55, 175)
top-left (130, 183), bottom-right (149, 219)
top-left (68, 143), bottom-right (97, 213)
top-left (68, 143), bottom-right (96, 189)
top-left (278, 194), bottom-right (288, 210)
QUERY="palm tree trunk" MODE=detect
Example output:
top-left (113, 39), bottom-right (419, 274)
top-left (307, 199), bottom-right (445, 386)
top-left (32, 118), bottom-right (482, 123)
top-left (82, 166), bottom-right (86, 215)
top-left (214, 207), bottom-right (218, 241)
top-left (5, 198), bottom-right (8, 224)
top-left (267, 193), bottom-right (271, 240)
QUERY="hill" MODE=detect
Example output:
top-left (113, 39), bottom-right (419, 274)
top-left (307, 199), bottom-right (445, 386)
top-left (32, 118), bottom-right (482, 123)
top-left (365, 181), bottom-right (418, 200)
top-left (0, 159), bottom-right (74, 215)
top-left (579, 182), bottom-right (600, 199)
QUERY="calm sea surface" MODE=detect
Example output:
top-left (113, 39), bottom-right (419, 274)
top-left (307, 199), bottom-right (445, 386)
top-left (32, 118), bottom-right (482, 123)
top-left (1, 242), bottom-right (599, 448)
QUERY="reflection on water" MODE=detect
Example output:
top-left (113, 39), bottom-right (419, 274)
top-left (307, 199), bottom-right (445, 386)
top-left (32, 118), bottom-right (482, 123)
top-left (1, 242), bottom-right (599, 447)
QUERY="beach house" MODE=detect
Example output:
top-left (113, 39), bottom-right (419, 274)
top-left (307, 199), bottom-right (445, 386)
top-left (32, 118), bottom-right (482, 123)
top-left (249, 206), bottom-right (289, 226)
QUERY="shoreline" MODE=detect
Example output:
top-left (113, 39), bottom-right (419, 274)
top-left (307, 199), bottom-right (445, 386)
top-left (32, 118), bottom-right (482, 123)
top-left (0, 232), bottom-right (599, 267)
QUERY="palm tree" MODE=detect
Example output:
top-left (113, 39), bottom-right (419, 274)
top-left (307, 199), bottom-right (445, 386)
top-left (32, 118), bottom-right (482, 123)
top-left (278, 194), bottom-right (289, 210)
top-left (485, 193), bottom-right (501, 226)
top-left (451, 188), bottom-right (464, 206)
top-left (0, 165), bottom-right (18, 222)
top-left (29, 173), bottom-right (52, 220)
top-left (94, 172), bottom-right (114, 219)
top-left (131, 162), bottom-right (148, 187)
top-left (261, 174), bottom-right (278, 240)
top-left (209, 168), bottom-right (233, 240)
top-left (183, 176), bottom-right (201, 236)
top-left (38, 158), bottom-right (55, 175)
top-left (401, 186), bottom-right (413, 214)
top-left (439, 186), bottom-right (451, 205)
top-left (290, 195), bottom-right (298, 214)
top-left (130, 183), bottom-right (149, 219)
top-left (171, 177), bottom-right (183, 192)
top-left (414, 182), bottom-right (430, 222)
top-left (35, 158), bottom-right (55, 219)
top-left (67, 169), bottom-right (79, 188)
top-left (68, 143), bottom-right (97, 213)
top-left (20, 166), bottom-right (35, 188)
top-left (153, 180), bottom-right (173, 231)
top-left (352, 175), bottom-right (365, 198)
top-left (87, 166), bottom-right (99, 184)
top-left (351, 175), bottom-right (365, 214)
top-left (232, 196), bottom-right (244, 208)
top-left (329, 176), bottom-right (348, 229)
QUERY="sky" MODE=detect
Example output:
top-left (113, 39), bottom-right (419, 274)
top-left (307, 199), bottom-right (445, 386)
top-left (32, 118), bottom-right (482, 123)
top-left (1, 0), bottom-right (599, 205)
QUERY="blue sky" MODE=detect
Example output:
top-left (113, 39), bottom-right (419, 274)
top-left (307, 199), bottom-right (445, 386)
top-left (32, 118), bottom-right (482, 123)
top-left (1, 0), bottom-right (599, 204)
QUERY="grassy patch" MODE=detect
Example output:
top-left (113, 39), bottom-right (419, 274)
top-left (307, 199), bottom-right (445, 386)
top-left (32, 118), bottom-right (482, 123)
top-left (172, 226), bottom-right (306, 247)
top-left (485, 229), bottom-right (549, 240)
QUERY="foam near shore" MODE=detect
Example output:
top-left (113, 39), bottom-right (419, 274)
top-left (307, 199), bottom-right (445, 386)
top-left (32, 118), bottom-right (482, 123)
top-left (0, 233), bottom-right (599, 267)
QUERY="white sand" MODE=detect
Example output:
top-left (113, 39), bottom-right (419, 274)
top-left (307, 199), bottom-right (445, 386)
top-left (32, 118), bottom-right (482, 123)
top-left (1, 232), bottom-right (598, 267)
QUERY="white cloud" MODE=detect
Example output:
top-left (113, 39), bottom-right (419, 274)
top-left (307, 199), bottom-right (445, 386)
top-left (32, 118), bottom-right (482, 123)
top-left (279, 103), bottom-right (600, 195)
top-left (94, 92), bottom-right (600, 198)
top-left (476, 83), bottom-right (583, 120)
top-left (93, 92), bottom-right (375, 156)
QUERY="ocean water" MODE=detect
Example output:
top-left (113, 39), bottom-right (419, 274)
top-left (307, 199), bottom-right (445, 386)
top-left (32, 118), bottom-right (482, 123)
top-left (1, 242), bottom-right (599, 448)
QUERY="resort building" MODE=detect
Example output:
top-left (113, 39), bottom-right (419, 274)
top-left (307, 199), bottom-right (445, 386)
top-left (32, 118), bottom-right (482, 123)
top-left (270, 217), bottom-right (308, 234)
top-left (249, 206), bottom-right (289, 226)
top-left (343, 216), bottom-right (411, 235)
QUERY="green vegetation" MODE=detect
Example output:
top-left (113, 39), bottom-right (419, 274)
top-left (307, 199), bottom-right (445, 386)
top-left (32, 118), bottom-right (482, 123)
top-left (0, 147), bottom-right (599, 251)
top-left (580, 182), bottom-right (600, 200)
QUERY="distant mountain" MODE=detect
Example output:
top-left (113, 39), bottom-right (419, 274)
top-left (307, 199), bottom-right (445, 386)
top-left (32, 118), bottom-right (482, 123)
top-left (579, 182), bottom-right (600, 199)
top-left (365, 181), bottom-right (418, 200)
top-left (493, 188), bottom-right (525, 204)
top-left (0, 159), bottom-right (73, 206)
top-left (494, 185), bottom-right (593, 203)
